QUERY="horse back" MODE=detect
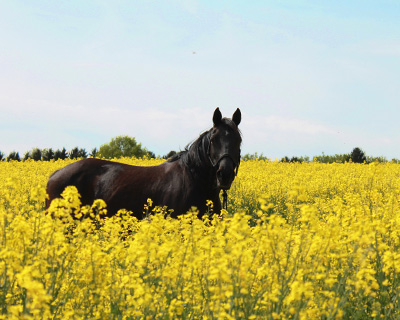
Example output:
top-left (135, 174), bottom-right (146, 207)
top-left (46, 158), bottom-right (115, 208)
top-left (46, 158), bottom-right (194, 217)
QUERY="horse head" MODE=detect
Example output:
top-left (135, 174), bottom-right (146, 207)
top-left (208, 108), bottom-right (242, 190)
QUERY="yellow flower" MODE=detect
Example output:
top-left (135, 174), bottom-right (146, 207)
top-left (2, 158), bottom-right (400, 319)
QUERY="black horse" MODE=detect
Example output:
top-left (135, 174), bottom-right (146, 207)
top-left (46, 108), bottom-right (242, 219)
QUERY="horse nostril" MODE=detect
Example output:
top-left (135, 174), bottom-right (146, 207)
top-left (217, 169), bottom-right (231, 182)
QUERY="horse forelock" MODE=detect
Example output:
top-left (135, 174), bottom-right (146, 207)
top-left (221, 118), bottom-right (242, 142)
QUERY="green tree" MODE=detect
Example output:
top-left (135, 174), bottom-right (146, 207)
top-left (69, 147), bottom-right (79, 159)
top-left (313, 153), bottom-right (350, 163)
top-left (90, 147), bottom-right (97, 158)
top-left (23, 151), bottom-right (30, 161)
top-left (78, 148), bottom-right (88, 159)
top-left (69, 147), bottom-right (87, 159)
top-left (367, 156), bottom-right (387, 163)
top-left (23, 148), bottom-right (42, 161)
top-left (98, 136), bottom-right (150, 159)
top-left (42, 148), bottom-right (55, 161)
top-left (241, 152), bottom-right (269, 161)
top-left (7, 151), bottom-right (20, 162)
top-left (54, 148), bottom-right (68, 160)
top-left (290, 156), bottom-right (303, 163)
top-left (350, 147), bottom-right (367, 163)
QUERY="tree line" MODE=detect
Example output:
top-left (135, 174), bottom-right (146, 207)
top-left (0, 136), bottom-right (154, 162)
top-left (1, 138), bottom-right (399, 164)
top-left (242, 147), bottom-right (400, 164)
top-left (0, 147), bottom-right (94, 162)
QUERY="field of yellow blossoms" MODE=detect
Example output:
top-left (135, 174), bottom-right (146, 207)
top-left (1, 158), bottom-right (400, 319)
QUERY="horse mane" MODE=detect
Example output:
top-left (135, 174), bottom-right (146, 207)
top-left (168, 129), bottom-right (211, 169)
top-left (168, 118), bottom-right (242, 169)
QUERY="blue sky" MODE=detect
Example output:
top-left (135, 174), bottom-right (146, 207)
top-left (1, 1), bottom-right (400, 159)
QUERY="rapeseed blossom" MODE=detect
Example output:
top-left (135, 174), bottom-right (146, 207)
top-left (1, 158), bottom-right (400, 319)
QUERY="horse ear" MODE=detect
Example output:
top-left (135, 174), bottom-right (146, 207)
top-left (213, 108), bottom-right (222, 126)
top-left (232, 108), bottom-right (241, 126)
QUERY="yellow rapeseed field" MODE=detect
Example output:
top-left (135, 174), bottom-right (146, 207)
top-left (1, 158), bottom-right (400, 319)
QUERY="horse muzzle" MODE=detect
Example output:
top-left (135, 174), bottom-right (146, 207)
top-left (216, 162), bottom-right (236, 190)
